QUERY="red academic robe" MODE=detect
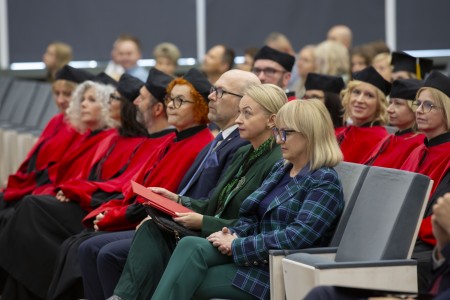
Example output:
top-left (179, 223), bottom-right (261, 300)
top-left (336, 125), bottom-right (389, 164)
top-left (82, 126), bottom-right (214, 231)
top-left (401, 133), bottom-right (450, 246)
top-left (3, 114), bottom-right (80, 202)
top-left (364, 130), bottom-right (425, 169)
top-left (30, 128), bottom-right (116, 196)
top-left (59, 131), bottom-right (175, 212)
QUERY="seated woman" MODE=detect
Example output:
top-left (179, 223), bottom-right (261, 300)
top-left (0, 65), bottom-right (92, 224)
top-left (364, 79), bottom-right (424, 168)
top-left (0, 80), bottom-right (117, 300)
top-left (302, 72), bottom-right (345, 128)
top-left (83, 83), bottom-right (286, 300)
top-left (336, 66), bottom-right (391, 163)
top-left (400, 71), bottom-right (450, 290)
top-left (151, 99), bottom-right (344, 300)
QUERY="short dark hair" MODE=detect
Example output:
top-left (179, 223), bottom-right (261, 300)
top-left (221, 45), bottom-right (235, 71)
top-left (116, 34), bottom-right (143, 52)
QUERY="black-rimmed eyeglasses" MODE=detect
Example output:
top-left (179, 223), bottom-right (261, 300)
top-left (272, 127), bottom-right (296, 142)
top-left (210, 86), bottom-right (243, 99)
top-left (109, 93), bottom-right (125, 102)
top-left (164, 95), bottom-right (194, 108)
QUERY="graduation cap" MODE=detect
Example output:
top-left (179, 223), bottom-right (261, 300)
top-left (144, 68), bottom-right (174, 102)
top-left (423, 70), bottom-right (450, 98)
top-left (390, 79), bottom-right (423, 101)
top-left (55, 65), bottom-right (94, 83)
top-left (304, 73), bottom-right (345, 94)
top-left (117, 74), bottom-right (144, 103)
top-left (391, 51), bottom-right (433, 80)
top-left (183, 68), bottom-right (212, 102)
top-left (254, 45), bottom-right (295, 72)
top-left (353, 66), bottom-right (392, 96)
top-left (93, 72), bottom-right (118, 87)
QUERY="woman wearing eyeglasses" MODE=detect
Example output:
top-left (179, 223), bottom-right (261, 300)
top-left (151, 99), bottom-right (344, 300)
top-left (364, 79), bottom-right (424, 168)
top-left (335, 66), bottom-right (391, 163)
top-left (399, 71), bottom-right (450, 291)
top-left (105, 84), bottom-right (285, 300)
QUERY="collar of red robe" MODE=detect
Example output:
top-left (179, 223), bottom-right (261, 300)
top-left (425, 131), bottom-right (450, 147)
top-left (175, 125), bottom-right (207, 142)
top-left (395, 128), bottom-right (414, 137)
top-left (149, 128), bottom-right (177, 139)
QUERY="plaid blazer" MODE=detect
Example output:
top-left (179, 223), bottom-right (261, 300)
top-left (230, 160), bottom-right (344, 299)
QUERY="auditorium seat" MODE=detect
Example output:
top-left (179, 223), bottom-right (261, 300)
top-left (282, 167), bottom-right (433, 299)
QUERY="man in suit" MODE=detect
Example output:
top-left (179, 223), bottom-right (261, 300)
top-left (176, 69), bottom-right (260, 199)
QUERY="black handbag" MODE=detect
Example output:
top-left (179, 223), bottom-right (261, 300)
top-left (144, 205), bottom-right (200, 242)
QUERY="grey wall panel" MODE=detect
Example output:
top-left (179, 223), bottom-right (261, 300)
top-left (397, 0), bottom-right (450, 50)
top-left (7, 0), bottom-right (450, 63)
top-left (8, 0), bottom-right (197, 62)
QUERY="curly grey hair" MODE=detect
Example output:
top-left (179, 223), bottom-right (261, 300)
top-left (66, 81), bottom-right (114, 132)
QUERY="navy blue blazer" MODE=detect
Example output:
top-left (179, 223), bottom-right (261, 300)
top-left (176, 128), bottom-right (248, 199)
top-left (230, 160), bottom-right (344, 300)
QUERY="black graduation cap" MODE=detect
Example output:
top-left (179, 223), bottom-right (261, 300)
top-left (391, 51), bottom-right (433, 80)
top-left (55, 65), bottom-right (94, 83)
top-left (254, 45), bottom-right (295, 72)
top-left (144, 68), bottom-right (174, 102)
top-left (390, 79), bottom-right (423, 101)
top-left (117, 74), bottom-right (144, 103)
top-left (183, 68), bottom-right (212, 102)
top-left (304, 73), bottom-right (345, 94)
top-left (353, 66), bottom-right (392, 96)
top-left (423, 70), bottom-right (450, 98)
top-left (93, 72), bottom-right (118, 87)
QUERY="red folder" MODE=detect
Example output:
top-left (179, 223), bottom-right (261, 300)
top-left (131, 181), bottom-right (193, 217)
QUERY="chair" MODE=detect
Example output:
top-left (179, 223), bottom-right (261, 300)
top-left (0, 76), bottom-right (13, 109)
top-left (0, 80), bottom-right (38, 186)
top-left (268, 162), bottom-right (369, 300)
top-left (8, 83), bottom-right (53, 172)
top-left (282, 166), bottom-right (433, 299)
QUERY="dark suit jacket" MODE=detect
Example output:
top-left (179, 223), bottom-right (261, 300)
top-left (176, 128), bottom-right (248, 199)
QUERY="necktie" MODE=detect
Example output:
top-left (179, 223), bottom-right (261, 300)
top-left (179, 132), bottom-right (223, 196)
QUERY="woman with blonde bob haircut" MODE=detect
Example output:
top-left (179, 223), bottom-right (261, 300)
top-left (150, 99), bottom-right (344, 300)
top-left (277, 99), bottom-right (343, 170)
top-left (336, 66), bottom-right (391, 163)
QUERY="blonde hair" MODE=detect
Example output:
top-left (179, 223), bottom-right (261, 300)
top-left (341, 80), bottom-right (388, 125)
top-left (49, 42), bottom-right (73, 70)
top-left (66, 81), bottom-right (114, 133)
top-left (315, 40), bottom-right (350, 78)
top-left (153, 42), bottom-right (181, 65)
top-left (372, 52), bottom-right (391, 65)
top-left (277, 99), bottom-right (343, 170)
top-left (417, 87), bottom-right (450, 130)
top-left (245, 83), bottom-right (288, 115)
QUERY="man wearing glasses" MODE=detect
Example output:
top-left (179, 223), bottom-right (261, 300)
top-left (177, 69), bottom-right (260, 198)
top-left (252, 45), bottom-right (297, 100)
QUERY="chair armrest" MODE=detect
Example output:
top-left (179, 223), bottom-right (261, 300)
top-left (269, 247), bottom-right (338, 257)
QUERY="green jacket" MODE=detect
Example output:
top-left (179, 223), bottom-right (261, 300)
top-left (181, 143), bottom-right (282, 237)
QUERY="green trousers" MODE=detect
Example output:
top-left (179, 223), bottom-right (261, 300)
top-left (114, 220), bottom-right (177, 300)
top-left (151, 236), bottom-right (256, 300)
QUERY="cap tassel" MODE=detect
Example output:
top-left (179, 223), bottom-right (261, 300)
top-left (416, 58), bottom-right (422, 80)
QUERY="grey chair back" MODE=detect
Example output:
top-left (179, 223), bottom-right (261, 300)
top-left (0, 80), bottom-right (38, 124)
top-left (330, 162), bottom-right (369, 247)
top-left (335, 166), bottom-right (431, 262)
top-left (0, 76), bottom-right (13, 110)
top-left (21, 82), bottom-right (53, 130)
